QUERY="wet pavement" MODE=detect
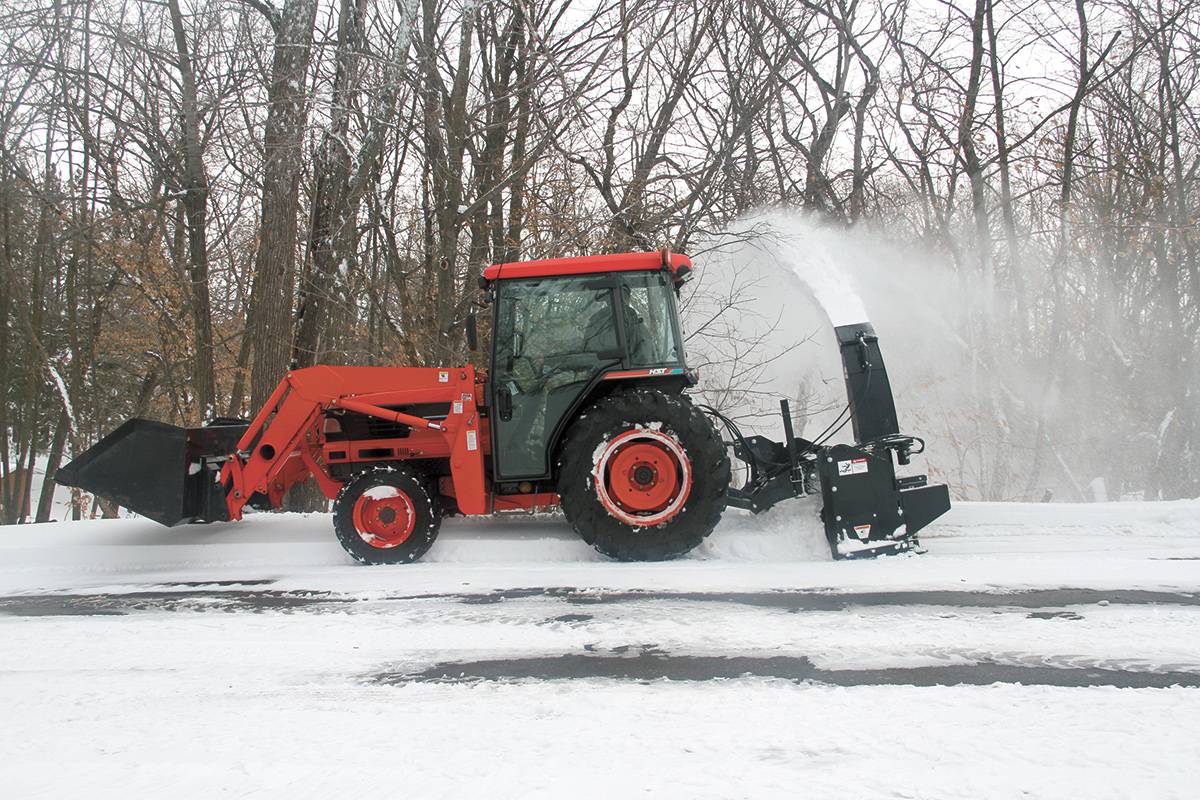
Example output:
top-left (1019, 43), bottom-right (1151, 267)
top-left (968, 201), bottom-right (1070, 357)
top-left (2, 585), bottom-right (1197, 616)
top-left (374, 648), bottom-right (1200, 689)
top-left (4, 583), bottom-right (1200, 690)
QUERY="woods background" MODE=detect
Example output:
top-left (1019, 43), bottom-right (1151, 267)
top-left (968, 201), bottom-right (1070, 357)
top-left (1, 0), bottom-right (1197, 523)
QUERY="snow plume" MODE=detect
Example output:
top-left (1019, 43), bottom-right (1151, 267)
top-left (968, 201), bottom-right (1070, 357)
top-left (683, 210), bottom-right (1184, 504)
top-left (682, 210), bottom-right (1000, 499)
top-left (724, 210), bottom-right (872, 328)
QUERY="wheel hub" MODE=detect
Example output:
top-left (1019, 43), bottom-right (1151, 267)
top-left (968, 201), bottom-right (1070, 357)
top-left (632, 464), bottom-right (656, 486)
top-left (352, 488), bottom-right (416, 548)
top-left (592, 429), bottom-right (693, 526)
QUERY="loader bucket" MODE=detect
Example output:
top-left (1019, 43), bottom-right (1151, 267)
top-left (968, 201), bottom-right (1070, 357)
top-left (55, 418), bottom-right (247, 526)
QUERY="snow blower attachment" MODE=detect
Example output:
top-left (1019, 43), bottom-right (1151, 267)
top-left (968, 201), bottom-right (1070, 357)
top-left (57, 251), bottom-right (949, 563)
top-left (721, 323), bottom-right (950, 558)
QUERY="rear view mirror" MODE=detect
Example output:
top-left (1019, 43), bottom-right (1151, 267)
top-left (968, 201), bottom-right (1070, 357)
top-left (466, 311), bottom-right (479, 351)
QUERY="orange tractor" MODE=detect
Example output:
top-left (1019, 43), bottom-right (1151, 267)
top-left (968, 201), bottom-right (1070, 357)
top-left (57, 251), bottom-right (949, 561)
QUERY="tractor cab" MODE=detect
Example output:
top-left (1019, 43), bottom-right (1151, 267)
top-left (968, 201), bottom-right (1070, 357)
top-left (481, 251), bottom-right (694, 482)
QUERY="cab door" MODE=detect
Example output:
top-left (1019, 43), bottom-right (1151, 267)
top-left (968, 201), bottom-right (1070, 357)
top-left (491, 275), bottom-right (621, 480)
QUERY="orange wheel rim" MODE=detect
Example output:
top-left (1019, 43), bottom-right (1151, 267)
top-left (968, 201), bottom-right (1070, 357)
top-left (352, 487), bottom-right (416, 548)
top-left (592, 429), bottom-right (692, 526)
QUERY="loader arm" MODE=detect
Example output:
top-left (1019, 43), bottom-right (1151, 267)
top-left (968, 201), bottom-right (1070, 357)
top-left (55, 365), bottom-right (491, 528)
top-left (221, 366), bottom-right (488, 520)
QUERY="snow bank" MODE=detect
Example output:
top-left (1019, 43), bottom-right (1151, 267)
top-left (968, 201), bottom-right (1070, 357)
top-left (696, 498), bottom-right (831, 561)
top-left (941, 499), bottom-right (1200, 536)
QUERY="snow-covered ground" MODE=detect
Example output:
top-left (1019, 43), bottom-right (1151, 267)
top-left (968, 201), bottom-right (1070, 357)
top-left (2, 501), bottom-right (1199, 798)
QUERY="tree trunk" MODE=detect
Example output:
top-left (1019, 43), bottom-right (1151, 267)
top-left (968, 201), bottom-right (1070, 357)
top-left (35, 410), bottom-right (68, 523)
top-left (249, 0), bottom-right (319, 409)
top-left (985, 0), bottom-right (1028, 352)
top-left (167, 0), bottom-right (217, 416)
top-left (0, 173), bottom-right (12, 521)
top-left (503, 10), bottom-right (530, 265)
top-left (293, 0), bottom-right (368, 370)
top-left (958, 0), bottom-right (993, 304)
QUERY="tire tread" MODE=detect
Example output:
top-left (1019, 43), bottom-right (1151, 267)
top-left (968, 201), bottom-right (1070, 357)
top-left (332, 465), bottom-right (441, 565)
top-left (556, 389), bottom-right (729, 560)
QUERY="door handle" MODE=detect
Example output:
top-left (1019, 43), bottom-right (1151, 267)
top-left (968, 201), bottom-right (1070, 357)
top-left (497, 385), bottom-right (513, 421)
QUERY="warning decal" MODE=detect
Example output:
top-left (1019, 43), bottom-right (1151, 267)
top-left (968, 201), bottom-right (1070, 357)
top-left (438, 371), bottom-right (449, 383)
top-left (853, 524), bottom-right (872, 536)
top-left (837, 458), bottom-right (869, 476)
top-left (466, 430), bottom-right (478, 451)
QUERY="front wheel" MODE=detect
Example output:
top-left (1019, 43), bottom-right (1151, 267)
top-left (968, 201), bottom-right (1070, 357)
top-left (332, 467), bottom-right (440, 564)
top-left (556, 390), bottom-right (730, 561)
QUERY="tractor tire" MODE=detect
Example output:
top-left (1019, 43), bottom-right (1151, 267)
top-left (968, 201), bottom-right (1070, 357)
top-left (556, 389), bottom-right (730, 561)
top-left (332, 466), bottom-right (441, 565)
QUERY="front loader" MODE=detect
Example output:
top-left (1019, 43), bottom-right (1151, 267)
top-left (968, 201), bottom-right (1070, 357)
top-left (57, 251), bottom-right (950, 562)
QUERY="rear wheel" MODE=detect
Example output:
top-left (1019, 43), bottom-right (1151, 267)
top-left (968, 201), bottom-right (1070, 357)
top-left (332, 467), bottom-right (440, 564)
top-left (557, 390), bottom-right (729, 561)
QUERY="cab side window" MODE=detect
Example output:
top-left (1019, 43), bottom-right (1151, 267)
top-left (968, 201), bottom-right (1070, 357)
top-left (492, 276), bottom-right (619, 478)
top-left (619, 273), bottom-right (682, 367)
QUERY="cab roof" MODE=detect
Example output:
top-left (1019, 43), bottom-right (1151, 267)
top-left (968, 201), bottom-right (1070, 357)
top-left (482, 250), bottom-right (692, 283)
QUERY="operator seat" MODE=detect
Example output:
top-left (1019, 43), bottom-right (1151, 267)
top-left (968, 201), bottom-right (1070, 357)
top-left (582, 292), bottom-right (617, 353)
top-left (581, 286), bottom-right (653, 362)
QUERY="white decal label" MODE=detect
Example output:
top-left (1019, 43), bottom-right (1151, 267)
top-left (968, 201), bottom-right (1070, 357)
top-left (453, 401), bottom-right (463, 415)
top-left (837, 458), bottom-right (869, 476)
top-left (438, 371), bottom-right (449, 383)
top-left (853, 524), bottom-right (872, 536)
top-left (466, 430), bottom-right (478, 451)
